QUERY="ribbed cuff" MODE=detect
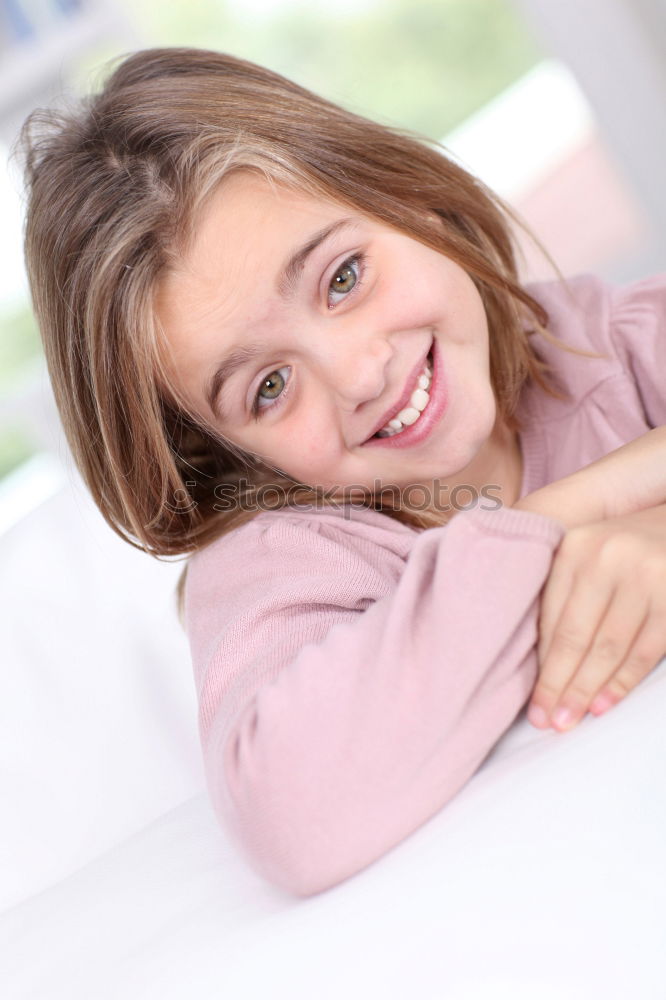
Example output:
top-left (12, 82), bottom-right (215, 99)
top-left (455, 503), bottom-right (567, 545)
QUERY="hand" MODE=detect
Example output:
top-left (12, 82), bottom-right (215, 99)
top-left (527, 504), bottom-right (666, 732)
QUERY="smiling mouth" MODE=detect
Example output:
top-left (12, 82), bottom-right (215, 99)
top-left (371, 347), bottom-right (434, 439)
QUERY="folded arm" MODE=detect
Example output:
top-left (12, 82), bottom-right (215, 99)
top-left (192, 505), bottom-right (564, 897)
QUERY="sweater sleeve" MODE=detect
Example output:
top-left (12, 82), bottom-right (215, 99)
top-left (186, 504), bottom-right (565, 897)
top-left (609, 273), bottom-right (666, 428)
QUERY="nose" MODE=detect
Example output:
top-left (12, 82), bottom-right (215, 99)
top-left (319, 334), bottom-right (393, 409)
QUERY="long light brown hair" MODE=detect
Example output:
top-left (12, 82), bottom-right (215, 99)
top-left (16, 47), bottom-right (593, 620)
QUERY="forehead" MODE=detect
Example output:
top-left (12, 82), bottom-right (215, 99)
top-left (182, 172), bottom-right (348, 278)
top-left (157, 172), bottom-right (353, 318)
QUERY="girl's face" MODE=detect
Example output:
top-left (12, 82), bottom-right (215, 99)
top-left (156, 172), bottom-right (505, 499)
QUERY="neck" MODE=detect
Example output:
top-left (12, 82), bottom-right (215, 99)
top-left (407, 415), bottom-right (523, 526)
top-left (474, 416), bottom-right (523, 509)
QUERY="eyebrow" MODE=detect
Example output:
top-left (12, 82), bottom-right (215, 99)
top-left (205, 217), bottom-right (358, 420)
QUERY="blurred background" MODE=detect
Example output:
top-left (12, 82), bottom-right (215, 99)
top-left (1, 0), bottom-right (665, 527)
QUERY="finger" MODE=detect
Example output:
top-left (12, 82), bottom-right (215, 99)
top-left (548, 585), bottom-right (649, 731)
top-left (536, 548), bottom-right (576, 666)
top-left (590, 606), bottom-right (666, 715)
top-left (528, 571), bottom-right (614, 728)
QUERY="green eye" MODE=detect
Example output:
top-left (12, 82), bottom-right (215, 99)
top-left (258, 369), bottom-right (286, 401)
top-left (332, 263), bottom-right (357, 294)
top-left (328, 255), bottom-right (362, 305)
top-left (251, 364), bottom-right (291, 419)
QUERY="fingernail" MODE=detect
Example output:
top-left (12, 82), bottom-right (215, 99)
top-left (551, 706), bottom-right (576, 730)
top-left (589, 691), bottom-right (614, 716)
top-left (527, 703), bottom-right (549, 728)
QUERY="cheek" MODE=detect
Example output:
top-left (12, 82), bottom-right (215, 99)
top-left (256, 412), bottom-right (334, 472)
top-left (282, 423), bottom-right (351, 489)
top-left (381, 257), bottom-right (481, 335)
top-left (441, 274), bottom-right (487, 338)
top-left (286, 423), bottom-right (331, 466)
top-left (376, 251), bottom-right (440, 313)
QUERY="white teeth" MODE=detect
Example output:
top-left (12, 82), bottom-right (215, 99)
top-left (410, 388), bottom-right (430, 411)
top-left (396, 406), bottom-right (421, 426)
top-left (375, 353), bottom-right (433, 438)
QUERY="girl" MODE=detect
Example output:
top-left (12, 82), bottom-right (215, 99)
top-left (17, 48), bottom-right (666, 897)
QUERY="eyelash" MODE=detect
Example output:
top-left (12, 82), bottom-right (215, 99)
top-left (250, 252), bottom-right (367, 420)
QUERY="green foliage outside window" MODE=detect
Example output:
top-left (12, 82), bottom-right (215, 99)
top-left (125, 0), bottom-right (542, 139)
top-left (0, 304), bottom-right (43, 479)
top-left (0, 303), bottom-right (41, 395)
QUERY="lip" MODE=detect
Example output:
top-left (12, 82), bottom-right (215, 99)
top-left (361, 337), bottom-right (447, 448)
top-left (361, 341), bottom-right (434, 444)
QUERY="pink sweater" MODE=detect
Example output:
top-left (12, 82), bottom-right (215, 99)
top-left (184, 272), bottom-right (666, 897)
